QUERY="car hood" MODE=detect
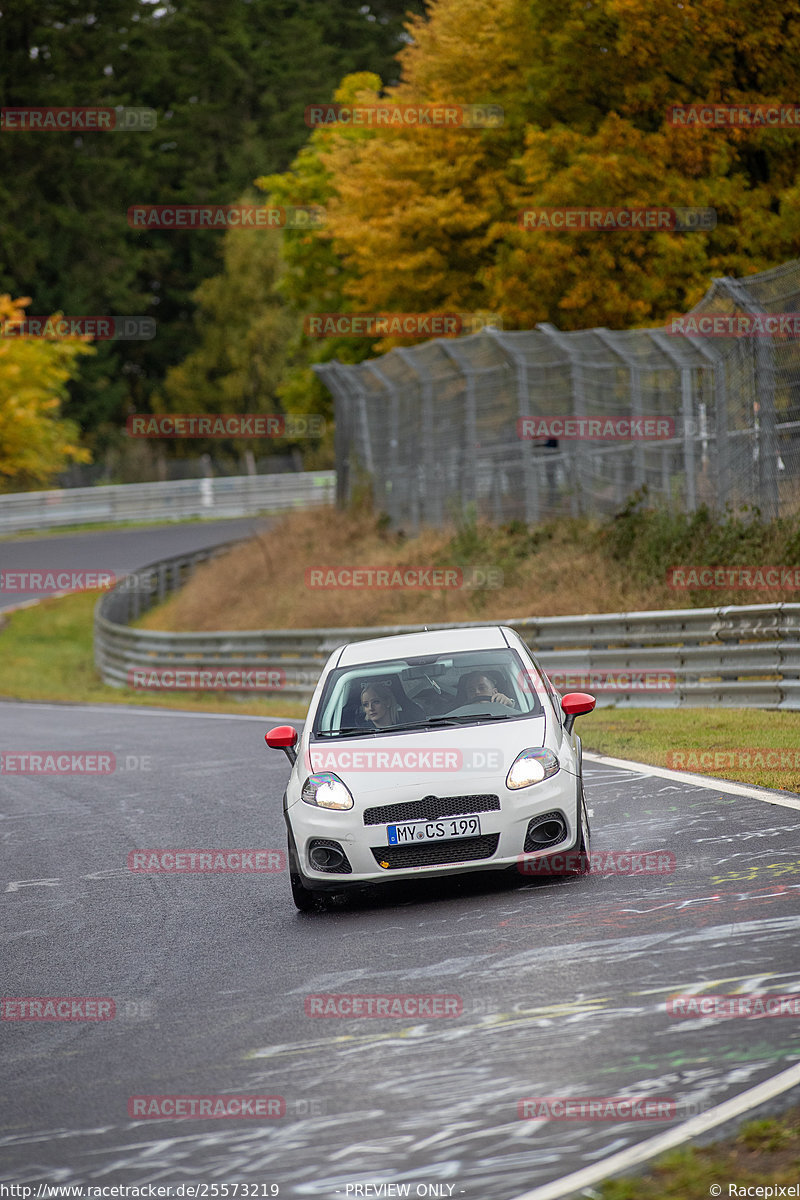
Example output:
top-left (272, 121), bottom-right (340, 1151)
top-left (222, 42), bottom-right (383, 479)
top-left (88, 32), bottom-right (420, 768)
top-left (305, 715), bottom-right (550, 797)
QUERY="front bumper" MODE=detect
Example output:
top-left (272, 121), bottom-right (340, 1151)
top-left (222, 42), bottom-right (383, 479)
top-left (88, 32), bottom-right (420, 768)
top-left (286, 772), bottom-right (580, 888)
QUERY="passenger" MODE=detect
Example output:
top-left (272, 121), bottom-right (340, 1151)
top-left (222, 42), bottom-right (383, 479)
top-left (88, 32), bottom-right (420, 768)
top-left (459, 671), bottom-right (516, 708)
top-left (360, 682), bottom-right (400, 728)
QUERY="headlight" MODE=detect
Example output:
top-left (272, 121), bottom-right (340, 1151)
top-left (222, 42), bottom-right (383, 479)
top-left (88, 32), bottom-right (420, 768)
top-left (301, 772), bottom-right (354, 810)
top-left (506, 748), bottom-right (560, 789)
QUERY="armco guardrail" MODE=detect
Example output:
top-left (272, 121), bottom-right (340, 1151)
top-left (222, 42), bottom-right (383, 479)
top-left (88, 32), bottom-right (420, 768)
top-left (0, 472), bottom-right (335, 534)
top-left (94, 545), bottom-right (800, 707)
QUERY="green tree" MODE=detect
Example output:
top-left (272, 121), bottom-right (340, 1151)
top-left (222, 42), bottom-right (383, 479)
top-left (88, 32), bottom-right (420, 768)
top-left (155, 197), bottom-right (296, 463)
top-left (0, 0), bottom-right (421, 456)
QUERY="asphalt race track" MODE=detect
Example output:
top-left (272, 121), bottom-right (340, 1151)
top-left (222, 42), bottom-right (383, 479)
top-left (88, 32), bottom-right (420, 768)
top-left (0, 518), bottom-right (272, 610)
top-left (2, 699), bottom-right (799, 1196)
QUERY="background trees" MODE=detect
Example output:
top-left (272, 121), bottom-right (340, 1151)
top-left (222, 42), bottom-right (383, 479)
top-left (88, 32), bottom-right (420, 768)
top-left (0, 296), bottom-right (91, 491)
top-left (0, 0), bottom-right (420, 467)
top-left (3, 0), bottom-right (799, 480)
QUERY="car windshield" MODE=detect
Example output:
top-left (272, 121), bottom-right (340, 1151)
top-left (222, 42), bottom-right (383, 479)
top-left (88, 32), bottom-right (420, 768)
top-left (312, 647), bottom-right (547, 738)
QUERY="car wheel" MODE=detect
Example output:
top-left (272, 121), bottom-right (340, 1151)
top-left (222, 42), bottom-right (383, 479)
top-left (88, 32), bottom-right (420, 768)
top-left (287, 830), bottom-right (326, 912)
top-left (539, 785), bottom-right (590, 878)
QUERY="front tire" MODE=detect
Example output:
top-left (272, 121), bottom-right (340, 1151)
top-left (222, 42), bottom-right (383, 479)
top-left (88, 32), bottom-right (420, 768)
top-left (287, 830), bottom-right (326, 912)
top-left (539, 783), bottom-right (591, 878)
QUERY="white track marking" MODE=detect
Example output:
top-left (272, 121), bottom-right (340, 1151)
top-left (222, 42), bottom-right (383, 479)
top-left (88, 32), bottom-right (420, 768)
top-left (508, 1057), bottom-right (800, 1200)
top-left (584, 750), bottom-right (800, 810)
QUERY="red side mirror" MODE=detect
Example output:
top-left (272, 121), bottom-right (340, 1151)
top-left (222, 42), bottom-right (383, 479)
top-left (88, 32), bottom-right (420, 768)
top-left (561, 692), bottom-right (596, 717)
top-left (265, 725), bottom-right (298, 765)
top-left (561, 692), bottom-right (596, 734)
top-left (265, 725), bottom-right (299, 749)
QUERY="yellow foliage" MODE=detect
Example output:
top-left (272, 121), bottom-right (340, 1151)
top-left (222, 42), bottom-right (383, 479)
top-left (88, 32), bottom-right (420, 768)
top-left (0, 295), bottom-right (92, 492)
top-left (299, 0), bottom-right (800, 337)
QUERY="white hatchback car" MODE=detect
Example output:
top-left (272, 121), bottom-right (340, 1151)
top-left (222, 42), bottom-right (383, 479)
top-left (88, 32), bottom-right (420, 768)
top-left (265, 625), bottom-right (596, 910)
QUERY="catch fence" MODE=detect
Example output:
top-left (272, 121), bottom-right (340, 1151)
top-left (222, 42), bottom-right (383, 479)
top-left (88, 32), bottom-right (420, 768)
top-left (315, 260), bottom-right (800, 529)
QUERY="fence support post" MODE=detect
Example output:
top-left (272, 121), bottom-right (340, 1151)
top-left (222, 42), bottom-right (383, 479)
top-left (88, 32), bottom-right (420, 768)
top-left (717, 277), bottom-right (779, 519)
top-left (537, 324), bottom-right (587, 516)
top-left (490, 329), bottom-right (540, 524)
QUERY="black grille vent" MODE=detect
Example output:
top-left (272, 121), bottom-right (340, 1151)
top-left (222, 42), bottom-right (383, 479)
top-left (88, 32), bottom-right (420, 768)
top-left (307, 839), bottom-right (353, 874)
top-left (524, 811), bottom-right (568, 852)
top-left (363, 794), bottom-right (500, 826)
top-left (371, 834), bottom-right (499, 869)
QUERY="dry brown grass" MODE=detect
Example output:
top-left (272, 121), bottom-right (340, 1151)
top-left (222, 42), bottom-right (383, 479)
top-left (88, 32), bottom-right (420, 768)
top-left (138, 506), bottom-right (702, 632)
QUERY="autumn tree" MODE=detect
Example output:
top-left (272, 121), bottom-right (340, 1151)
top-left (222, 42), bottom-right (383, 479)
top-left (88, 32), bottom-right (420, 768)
top-left (274, 0), bottom-right (800, 349)
top-left (0, 297), bottom-right (92, 492)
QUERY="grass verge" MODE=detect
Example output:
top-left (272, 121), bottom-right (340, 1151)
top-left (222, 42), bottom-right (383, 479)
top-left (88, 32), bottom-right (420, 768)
top-left (2, 592), bottom-right (799, 791)
top-left (600, 1107), bottom-right (800, 1199)
top-left (0, 592), bottom-right (307, 720)
top-left (584, 707), bottom-right (800, 792)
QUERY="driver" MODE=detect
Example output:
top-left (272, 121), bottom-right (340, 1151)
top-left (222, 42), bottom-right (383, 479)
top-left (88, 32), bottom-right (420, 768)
top-left (460, 671), bottom-right (516, 708)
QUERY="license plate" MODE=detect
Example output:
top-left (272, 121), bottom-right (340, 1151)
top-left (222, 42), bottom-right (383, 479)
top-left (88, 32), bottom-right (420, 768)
top-left (386, 816), bottom-right (482, 845)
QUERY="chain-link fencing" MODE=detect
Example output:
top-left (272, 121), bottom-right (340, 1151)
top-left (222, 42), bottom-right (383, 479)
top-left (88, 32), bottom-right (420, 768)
top-left (315, 259), bottom-right (800, 529)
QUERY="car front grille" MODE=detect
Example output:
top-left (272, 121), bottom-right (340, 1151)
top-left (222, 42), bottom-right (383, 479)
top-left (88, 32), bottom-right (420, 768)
top-left (363, 794), bottom-right (500, 826)
top-left (371, 833), bottom-right (500, 869)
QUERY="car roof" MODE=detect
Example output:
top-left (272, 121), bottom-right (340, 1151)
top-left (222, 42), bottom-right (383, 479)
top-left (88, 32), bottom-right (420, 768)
top-left (334, 625), bottom-right (513, 666)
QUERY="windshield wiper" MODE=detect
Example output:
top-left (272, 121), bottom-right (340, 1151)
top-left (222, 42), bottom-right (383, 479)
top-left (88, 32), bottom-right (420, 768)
top-left (314, 726), bottom-right (377, 738)
top-left (430, 713), bottom-right (513, 724)
top-left (388, 713), bottom-right (512, 732)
